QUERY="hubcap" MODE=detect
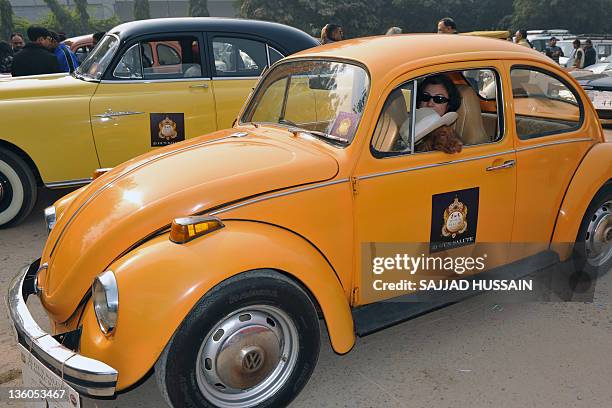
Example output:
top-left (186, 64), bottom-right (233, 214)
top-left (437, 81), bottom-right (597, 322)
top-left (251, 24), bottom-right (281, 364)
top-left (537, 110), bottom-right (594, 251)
top-left (585, 200), bottom-right (612, 267)
top-left (196, 305), bottom-right (299, 408)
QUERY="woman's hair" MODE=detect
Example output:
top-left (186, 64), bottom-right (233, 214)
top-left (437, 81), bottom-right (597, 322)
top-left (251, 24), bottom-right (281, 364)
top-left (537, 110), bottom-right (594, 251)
top-left (321, 24), bottom-right (340, 43)
top-left (419, 74), bottom-right (462, 113)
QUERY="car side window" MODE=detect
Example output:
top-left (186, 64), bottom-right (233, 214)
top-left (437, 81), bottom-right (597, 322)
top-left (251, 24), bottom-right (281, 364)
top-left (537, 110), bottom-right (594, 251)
top-left (372, 68), bottom-right (503, 158)
top-left (511, 67), bottom-right (583, 140)
top-left (213, 37), bottom-right (267, 77)
top-left (112, 35), bottom-right (204, 80)
top-left (268, 46), bottom-right (284, 65)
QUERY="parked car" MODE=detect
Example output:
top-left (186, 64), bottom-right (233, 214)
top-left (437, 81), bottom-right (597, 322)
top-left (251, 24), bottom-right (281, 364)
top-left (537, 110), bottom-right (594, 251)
top-left (8, 35), bottom-right (612, 408)
top-left (0, 18), bottom-right (319, 227)
top-left (575, 73), bottom-right (612, 125)
top-left (63, 34), bottom-right (95, 63)
top-left (527, 29), bottom-right (574, 52)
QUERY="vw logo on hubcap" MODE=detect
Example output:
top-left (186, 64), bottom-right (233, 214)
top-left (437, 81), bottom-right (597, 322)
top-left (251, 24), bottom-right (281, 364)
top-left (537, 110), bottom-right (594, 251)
top-left (242, 348), bottom-right (264, 372)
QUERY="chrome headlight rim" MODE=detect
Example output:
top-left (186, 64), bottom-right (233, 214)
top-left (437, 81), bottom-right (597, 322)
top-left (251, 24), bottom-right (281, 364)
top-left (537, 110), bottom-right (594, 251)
top-left (44, 206), bottom-right (56, 234)
top-left (92, 271), bottom-right (119, 335)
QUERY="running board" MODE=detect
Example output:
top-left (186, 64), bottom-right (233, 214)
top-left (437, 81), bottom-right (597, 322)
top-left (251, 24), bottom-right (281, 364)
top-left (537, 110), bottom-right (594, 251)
top-left (352, 250), bottom-right (560, 337)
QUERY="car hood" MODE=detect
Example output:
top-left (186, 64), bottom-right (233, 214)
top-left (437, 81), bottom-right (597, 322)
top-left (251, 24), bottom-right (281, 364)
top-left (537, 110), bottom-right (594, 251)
top-left (0, 73), bottom-right (97, 99)
top-left (40, 127), bottom-right (339, 321)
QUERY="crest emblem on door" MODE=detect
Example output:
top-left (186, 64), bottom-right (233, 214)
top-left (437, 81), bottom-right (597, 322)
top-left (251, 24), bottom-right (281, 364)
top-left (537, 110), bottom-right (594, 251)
top-left (150, 113), bottom-right (185, 146)
top-left (430, 187), bottom-right (479, 253)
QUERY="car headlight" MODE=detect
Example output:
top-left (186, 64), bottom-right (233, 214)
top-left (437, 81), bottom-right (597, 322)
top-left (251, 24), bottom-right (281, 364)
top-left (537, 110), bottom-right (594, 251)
top-left (44, 206), bottom-right (56, 234)
top-left (92, 271), bottom-right (119, 335)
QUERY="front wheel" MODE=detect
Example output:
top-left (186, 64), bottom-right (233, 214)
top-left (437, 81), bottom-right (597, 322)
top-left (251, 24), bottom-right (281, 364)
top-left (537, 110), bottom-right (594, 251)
top-left (155, 270), bottom-right (320, 408)
top-left (573, 188), bottom-right (612, 278)
top-left (0, 148), bottom-right (37, 228)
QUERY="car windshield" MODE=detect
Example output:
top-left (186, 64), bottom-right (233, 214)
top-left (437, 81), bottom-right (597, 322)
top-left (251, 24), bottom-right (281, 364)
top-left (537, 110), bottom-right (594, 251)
top-left (242, 60), bottom-right (370, 146)
top-left (75, 35), bottom-right (119, 80)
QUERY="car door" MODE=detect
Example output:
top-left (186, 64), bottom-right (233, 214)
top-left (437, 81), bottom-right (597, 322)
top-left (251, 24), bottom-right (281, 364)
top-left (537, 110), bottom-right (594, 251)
top-left (90, 32), bottom-right (217, 168)
top-left (506, 62), bottom-right (594, 261)
top-left (209, 35), bottom-right (284, 128)
top-left (353, 63), bottom-right (517, 305)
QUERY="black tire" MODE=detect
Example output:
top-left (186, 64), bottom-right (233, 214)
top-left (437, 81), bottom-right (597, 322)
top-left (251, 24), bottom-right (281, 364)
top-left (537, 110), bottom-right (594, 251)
top-left (573, 186), bottom-right (612, 279)
top-left (0, 148), bottom-right (37, 228)
top-left (155, 270), bottom-right (320, 408)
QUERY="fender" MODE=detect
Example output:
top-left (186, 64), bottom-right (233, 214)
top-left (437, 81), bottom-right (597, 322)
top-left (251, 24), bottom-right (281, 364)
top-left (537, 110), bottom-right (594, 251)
top-left (551, 142), bottom-right (612, 259)
top-left (78, 220), bottom-right (355, 390)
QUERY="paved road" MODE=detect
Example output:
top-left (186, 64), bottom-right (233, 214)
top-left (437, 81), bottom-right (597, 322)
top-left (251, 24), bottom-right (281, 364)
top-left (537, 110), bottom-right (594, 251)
top-left (1, 139), bottom-right (612, 407)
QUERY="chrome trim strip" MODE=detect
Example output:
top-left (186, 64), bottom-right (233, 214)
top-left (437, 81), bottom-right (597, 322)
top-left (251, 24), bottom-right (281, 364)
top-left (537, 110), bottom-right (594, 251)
top-left (50, 134), bottom-right (240, 257)
top-left (6, 262), bottom-right (118, 397)
top-left (94, 110), bottom-right (145, 118)
top-left (211, 178), bottom-right (350, 216)
top-left (358, 150), bottom-right (516, 181)
top-left (45, 178), bottom-right (92, 189)
top-left (515, 137), bottom-right (593, 152)
top-left (212, 76), bottom-right (259, 81)
top-left (100, 77), bottom-right (212, 84)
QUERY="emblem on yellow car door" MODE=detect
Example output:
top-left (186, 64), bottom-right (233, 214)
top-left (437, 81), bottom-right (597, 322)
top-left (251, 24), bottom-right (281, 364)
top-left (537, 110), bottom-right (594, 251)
top-left (442, 197), bottom-right (468, 238)
top-left (430, 187), bottom-right (479, 253)
top-left (150, 113), bottom-right (185, 146)
top-left (159, 117), bottom-right (178, 140)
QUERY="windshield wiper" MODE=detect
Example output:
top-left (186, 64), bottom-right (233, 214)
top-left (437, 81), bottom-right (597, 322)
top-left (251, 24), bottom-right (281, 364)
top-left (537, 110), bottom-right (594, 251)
top-left (307, 130), bottom-right (350, 146)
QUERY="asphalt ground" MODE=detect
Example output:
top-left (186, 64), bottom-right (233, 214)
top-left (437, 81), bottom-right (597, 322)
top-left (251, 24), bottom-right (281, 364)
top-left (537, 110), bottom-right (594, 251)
top-left (1, 126), bottom-right (611, 407)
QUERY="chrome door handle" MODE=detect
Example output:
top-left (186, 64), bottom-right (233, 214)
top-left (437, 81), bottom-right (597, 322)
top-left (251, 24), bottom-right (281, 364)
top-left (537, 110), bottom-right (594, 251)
top-left (94, 108), bottom-right (145, 119)
top-left (486, 160), bottom-right (515, 171)
top-left (189, 83), bottom-right (209, 89)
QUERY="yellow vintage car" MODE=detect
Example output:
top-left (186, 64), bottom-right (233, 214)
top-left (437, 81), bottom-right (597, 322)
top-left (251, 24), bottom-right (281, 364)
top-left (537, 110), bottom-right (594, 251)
top-left (8, 35), bottom-right (612, 407)
top-left (0, 18), bottom-right (319, 227)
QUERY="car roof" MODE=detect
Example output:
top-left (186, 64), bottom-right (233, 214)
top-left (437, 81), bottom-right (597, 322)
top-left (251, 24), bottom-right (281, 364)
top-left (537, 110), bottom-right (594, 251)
top-left (109, 17), bottom-right (320, 53)
top-left (287, 34), bottom-right (552, 77)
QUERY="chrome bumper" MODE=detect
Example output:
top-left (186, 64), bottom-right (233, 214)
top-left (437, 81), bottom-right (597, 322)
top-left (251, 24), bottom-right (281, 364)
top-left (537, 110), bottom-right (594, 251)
top-left (6, 259), bottom-right (118, 397)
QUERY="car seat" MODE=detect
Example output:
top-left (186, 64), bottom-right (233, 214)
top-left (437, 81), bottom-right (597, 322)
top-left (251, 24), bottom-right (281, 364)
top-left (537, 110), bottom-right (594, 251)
top-left (453, 84), bottom-right (489, 145)
top-left (372, 90), bottom-right (409, 152)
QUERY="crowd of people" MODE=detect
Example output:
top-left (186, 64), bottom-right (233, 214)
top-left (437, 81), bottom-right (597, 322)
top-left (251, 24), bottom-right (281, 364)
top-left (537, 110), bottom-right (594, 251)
top-left (0, 27), bottom-right (80, 76)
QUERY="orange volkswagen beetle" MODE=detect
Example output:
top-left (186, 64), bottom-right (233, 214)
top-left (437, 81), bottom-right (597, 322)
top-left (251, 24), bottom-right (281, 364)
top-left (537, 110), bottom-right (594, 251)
top-left (8, 35), bottom-right (612, 407)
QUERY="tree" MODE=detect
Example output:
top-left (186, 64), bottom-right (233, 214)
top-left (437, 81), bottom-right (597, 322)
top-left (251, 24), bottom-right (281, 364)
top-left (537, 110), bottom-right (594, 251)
top-left (511, 0), bottom-right (610, 34)
top-left (43, 0), bottom-right (77, 34)
top-left (74, 0), bottom-right (90, 33)
top-left (134, 0), bottom-right (151, 20)
top-left (0, 0), bottom-right (14, 41)
top-left (189, 0), bottom-right (210, 17)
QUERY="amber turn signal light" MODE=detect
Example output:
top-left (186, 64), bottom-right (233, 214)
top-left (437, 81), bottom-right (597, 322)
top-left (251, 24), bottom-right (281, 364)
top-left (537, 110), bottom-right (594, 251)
top-left (92, 168), bottom-right (113, 180)
top-left (170, 215), bottom-right (225, 244)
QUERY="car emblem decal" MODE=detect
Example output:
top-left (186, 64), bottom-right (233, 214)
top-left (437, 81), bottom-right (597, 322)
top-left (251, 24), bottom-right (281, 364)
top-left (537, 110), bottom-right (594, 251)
top-left (150, 113), bottom-right (185, 146)
top-left (430, 187), bottom-right (479, 253)
top-left (442, 197), bottom-right (468, 238)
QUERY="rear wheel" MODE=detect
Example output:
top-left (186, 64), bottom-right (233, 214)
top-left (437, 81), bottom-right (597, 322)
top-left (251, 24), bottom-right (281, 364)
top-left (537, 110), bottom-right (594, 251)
top-left (0, 148), bottom-right (37, 228)
top-left (155, 270), bottom-right (320, 408)
top-left (573, 189), bottom-right (612, 278)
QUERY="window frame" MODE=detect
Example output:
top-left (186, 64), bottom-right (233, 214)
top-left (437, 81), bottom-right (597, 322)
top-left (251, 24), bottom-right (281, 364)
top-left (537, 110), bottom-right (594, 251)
top-left (510, 64), bottom-right (585, 140)
top-left (210, 35), bottom-right (269, 78)
top-left (370, 66), bottom-right (506, 160)
top-left (102, 32), bottom-right (208, 82)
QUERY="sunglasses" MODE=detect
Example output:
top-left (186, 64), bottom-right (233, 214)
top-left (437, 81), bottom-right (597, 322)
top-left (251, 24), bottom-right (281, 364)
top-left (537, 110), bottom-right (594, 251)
top-left (418, 92), bottom-right (450, 104)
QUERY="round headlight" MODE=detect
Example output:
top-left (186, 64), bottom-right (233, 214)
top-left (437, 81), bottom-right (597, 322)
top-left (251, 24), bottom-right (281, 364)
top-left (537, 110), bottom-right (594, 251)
top-left (92, 271), bottom-right (118, 335)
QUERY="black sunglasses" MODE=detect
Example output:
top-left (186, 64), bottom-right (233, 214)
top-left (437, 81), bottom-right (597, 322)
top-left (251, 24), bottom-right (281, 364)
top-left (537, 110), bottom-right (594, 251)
top-left (419, 92), bottom-right (450, 104)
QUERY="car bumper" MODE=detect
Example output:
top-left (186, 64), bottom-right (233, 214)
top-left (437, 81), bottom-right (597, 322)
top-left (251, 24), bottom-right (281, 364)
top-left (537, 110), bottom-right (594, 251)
top-left (6, 259), bottom-right (118, 397)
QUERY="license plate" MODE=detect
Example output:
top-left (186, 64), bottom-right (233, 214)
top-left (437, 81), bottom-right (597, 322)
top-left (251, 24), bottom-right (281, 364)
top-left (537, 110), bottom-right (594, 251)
top-left (19, 345), bottom-right (81, 408)
top-left (587, 90), bottom-right (612, 110)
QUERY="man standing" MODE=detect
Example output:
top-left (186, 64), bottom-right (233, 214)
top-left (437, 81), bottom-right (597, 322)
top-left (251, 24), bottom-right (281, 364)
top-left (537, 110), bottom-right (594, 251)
top-left (567, 39), bottom-right (585, 69)
top-left (49, 31), bottom-right (79, 73)
top-left (11, 27), bottom-right (60, 77)
top-left (437, 17), bottom-right (458, 34)
top-left (514, 29), bottom-right (531, 48)
top-left (545, 37), bottom-right (564, 64)
top-left (10, 33), bottom-right (25, 53)
top-left (583, 39), bottom-right (597, 68)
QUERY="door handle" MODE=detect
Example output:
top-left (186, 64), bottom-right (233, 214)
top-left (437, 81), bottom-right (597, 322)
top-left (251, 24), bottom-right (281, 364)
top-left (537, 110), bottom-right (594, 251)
top-left (189, 83), bottom-right (209, 89)
top-left (486, 159), bottom-right (515, 171)
top-left (94, 108), bottom-right (145, 119)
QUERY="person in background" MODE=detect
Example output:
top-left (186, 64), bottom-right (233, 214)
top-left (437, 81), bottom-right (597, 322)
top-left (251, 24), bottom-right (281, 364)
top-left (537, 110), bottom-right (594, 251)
top-left (386, 27), bottom-right (402, 35)
top-left (11, 26), bottom-right (60, 77)
top-left (437, 17), bottom-right (457, 34)
top-left (514, 29), bottom-right (532, 48)
top-left (583, 39), bottom-right (596, 68)
top-left (0, 41), bottom-right (13, 73)
top-left (568, 39), bottom-right (585, 69)
top-left (320, 24), bottom-right (343, 45)
top-left (92, 31), bottom-right (106, 47)
top-left (545, 37), bottom-right (564, 64)
top-left (49, 31), bottom-right (79, 73)
top-left (10, 33), bottom-right (25, 53)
